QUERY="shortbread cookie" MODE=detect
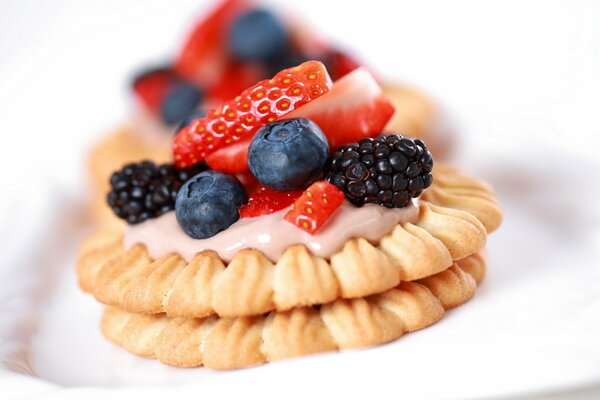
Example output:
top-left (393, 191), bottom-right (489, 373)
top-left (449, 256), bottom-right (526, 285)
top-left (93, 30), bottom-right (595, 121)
top-left (99, 251), bottom-right (484, 370)
top-left (77, 165), bottom-right (501, 319)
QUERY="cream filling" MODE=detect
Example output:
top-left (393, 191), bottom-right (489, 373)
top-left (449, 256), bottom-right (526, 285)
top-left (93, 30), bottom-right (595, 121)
top-left (124, 200), bottom-right (419, 262)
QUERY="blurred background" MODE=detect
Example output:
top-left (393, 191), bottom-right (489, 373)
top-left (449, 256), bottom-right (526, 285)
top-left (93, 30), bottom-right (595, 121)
top-left (0, 0), bottom-right (599, 399)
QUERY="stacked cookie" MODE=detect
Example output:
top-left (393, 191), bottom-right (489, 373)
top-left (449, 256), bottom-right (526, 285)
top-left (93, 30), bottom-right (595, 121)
top-left (77, 164), bottom-right (502, 369)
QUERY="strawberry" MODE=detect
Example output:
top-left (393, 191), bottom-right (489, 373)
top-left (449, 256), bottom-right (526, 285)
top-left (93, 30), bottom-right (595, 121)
top-left (205, 62), bottom-right (265, 105)
top-left (326, 50), bottom-right (362, 81)
top-left (240, 185), bottom-right (302, 218)
top-left (284, 181), bottom-right (345, 234)
top-left (205, 137), bottom-right (251, 173)
top-left (175, 0), bottom-right (250, 85)
top-left (131, 68), bottom-right (174, 113)
top-left (235, 171), bottom-right (261, 193)
top-left (173, 60), bottom-right (332, 168)
top-left (283, 67), bottom-right (395, 150)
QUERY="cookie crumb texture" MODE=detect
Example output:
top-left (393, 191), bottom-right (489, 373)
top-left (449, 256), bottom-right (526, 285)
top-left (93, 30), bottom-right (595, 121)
top-left (100, 252), bottom-right (485, 369)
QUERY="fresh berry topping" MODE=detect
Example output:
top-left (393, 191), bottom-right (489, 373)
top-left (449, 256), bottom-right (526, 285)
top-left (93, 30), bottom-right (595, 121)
top-left (132, 67), bottom-right (174, 113)
top-left (107, 161), bottom-right (207, 224)
top-left (284, 67), bottom-right (395, 149)
top-left (239, 185), bottom-right (302, 218)
top-left (160, 80), bottom-right (204, 125)
top-left (324, 134), bottom-right (433, 208)
top-left (205, 137), bottom-right (252, 173)
top-left (284, 181), bottom-right (345, 235)
top-left (175, 0), bottom-right (249, 85)
top-left (228, 9), bottom-right (289, 62)
top-left (172, 60), bottom-right (332, 168)
top-left (175, 171), bottom-right (247, 239)
top-left (176, 109), bottom-right (208, 133)
top-left (325, 49), bottom-right (362, 81)
top-left (248, 118), bottom-right (329, 190)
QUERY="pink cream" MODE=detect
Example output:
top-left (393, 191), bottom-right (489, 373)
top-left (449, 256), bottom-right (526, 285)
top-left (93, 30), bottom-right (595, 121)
top-left (124, 200), bottom-right (419, 262)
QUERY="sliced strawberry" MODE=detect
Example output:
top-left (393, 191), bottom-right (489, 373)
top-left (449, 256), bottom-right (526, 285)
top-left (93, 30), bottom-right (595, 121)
top-left (284, 67), bottom-right (395, 150)
top-left (235, 171), bottom-right (261, 193)
top-left (240, 185), bottom-right (302, 218)
top-left (173, 60), bottom-right (332, 168)
top-left (174, 0), bottom-right (250, 85)
top-left (205, 137), bottom-right (251, 173)
top-left (326, 49), bottom-right (362, 81)
top-left (132, 68), bottom-right (174, 113)
top-left (284, 181), bottom-right (345, 234)
top-left (205, 62), bottom-right (265, 106)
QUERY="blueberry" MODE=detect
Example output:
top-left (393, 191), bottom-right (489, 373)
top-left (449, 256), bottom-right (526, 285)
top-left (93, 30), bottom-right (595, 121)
top-left (227, 9), bottom-right (289, 62)
top-left (175, 171), bottom-right (246, 239)
top-left (248, 118), bottom-right (329, 191)
top-left (160, 80), bottom-right (203, 126)
top-left (175, 108), bottom-right (207, 133)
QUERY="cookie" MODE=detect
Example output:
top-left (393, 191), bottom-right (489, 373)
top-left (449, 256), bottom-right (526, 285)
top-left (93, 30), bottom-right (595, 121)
top-left (99, 251), bottom-right (484, 369)
top-left (77, 165), bottom-right (501, 318)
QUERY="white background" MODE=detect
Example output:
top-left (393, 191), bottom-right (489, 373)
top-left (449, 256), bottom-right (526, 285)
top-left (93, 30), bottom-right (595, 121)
top-left (1, 0), bottom-right (599, 399)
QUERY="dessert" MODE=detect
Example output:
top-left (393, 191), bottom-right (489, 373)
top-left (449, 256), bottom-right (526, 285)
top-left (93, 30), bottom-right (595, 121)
top-left (87, 0), bottom-right (447, 224)
top-left (77, 60), bottom-right (502, 369)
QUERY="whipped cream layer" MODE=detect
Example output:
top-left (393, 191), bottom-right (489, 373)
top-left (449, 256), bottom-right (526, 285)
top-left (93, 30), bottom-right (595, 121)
top-left (124, 201), bottom-right (419, 262)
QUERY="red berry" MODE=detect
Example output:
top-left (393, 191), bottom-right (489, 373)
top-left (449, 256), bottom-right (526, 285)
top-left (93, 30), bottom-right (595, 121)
top-left (205, 137), bottom-right (251, 173)
top-left (235, 171), bottom-right (261, 193)
top-left (327, 50), bottom-right (362, 81)
top-left (174, 0), bottom-right (250, 85)
top-left (132, 68), bottom-right (174, 113)
top-left (206, 62), bottom-right (264, 105)
top-left (284, 181), bottom-right (345, 235)
top-left (172, 60), bottom-right (332, 168)
top-left (284, 67), bottom-right (395, 150)
top-left (240, 185), bottom-right (302, 218)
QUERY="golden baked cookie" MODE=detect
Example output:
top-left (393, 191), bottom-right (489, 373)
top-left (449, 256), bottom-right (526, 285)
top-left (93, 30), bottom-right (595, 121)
top-left (99, 251), bottom-right (485, 370)
top-left (77, 165), bottom-right (501, 319)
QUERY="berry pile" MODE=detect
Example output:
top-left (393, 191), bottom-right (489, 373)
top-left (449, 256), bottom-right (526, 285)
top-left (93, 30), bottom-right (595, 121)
top-left (109, 61), bottom-right (435, 240)
top-left (130, 0), bottom-right (364, 128)
top-left (107, 161), bottom-right (206, 224)
top-left (325, 134), bottom-right (433, 208)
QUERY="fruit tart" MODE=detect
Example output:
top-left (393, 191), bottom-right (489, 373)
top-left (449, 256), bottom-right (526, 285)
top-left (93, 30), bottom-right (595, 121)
top-left (77, 60), bottom-right (501, 369)
top-left (87, 0), bottom-right (447, 225)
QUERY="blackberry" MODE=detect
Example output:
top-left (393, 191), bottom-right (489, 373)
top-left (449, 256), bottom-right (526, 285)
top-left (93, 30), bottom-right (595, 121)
top-left (107, 160), bottom-right (207, 224)
top-left (324, 134), bottom-right (433, 208)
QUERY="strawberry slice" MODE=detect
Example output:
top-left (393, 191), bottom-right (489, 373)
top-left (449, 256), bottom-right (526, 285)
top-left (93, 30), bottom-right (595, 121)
top-left (205, 62), bottom-right (265, 106)
top-left (284, 181), bottom-right (345, 234)
top-left (326, 50), bottom-right (362, 81)
top-left (174, 0), bottom-right (250, 85)
top-left (132, 68), bottom-right (174, 113)
top-left (235, 171), bottom-right (261, 193)
top-left (284, 67), bottom-right (395, 150)
top-left (205, 137), bottom-right (251, 173)
top-left (240, 185), bottom-right (302, 218)
top-left (173, 60), bottom-right (332, 168)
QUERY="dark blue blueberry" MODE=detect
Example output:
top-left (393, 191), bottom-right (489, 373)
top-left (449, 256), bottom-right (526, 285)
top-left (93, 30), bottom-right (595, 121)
top-left (160, 80), bottom-right (203, 126)
top-left (248, 118), bottom-right (329, 191)
top-left (175, 108), bottom-right (208, 133)
top-left (175, 171), bottom-right (246, 239)
top-left (227, 9), bottom-right (289, 62)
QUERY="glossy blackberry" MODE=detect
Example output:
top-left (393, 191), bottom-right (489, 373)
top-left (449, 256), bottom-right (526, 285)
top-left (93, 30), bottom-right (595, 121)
top-left (325, 134), bottom-right (433, 208)
top-left (107, 160), bottom-right (207, 224)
